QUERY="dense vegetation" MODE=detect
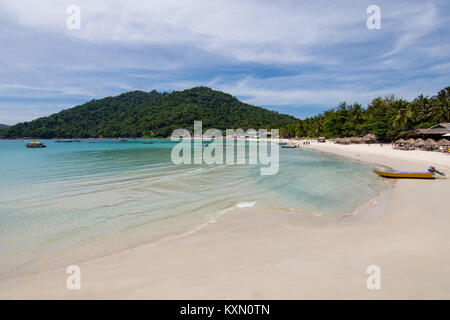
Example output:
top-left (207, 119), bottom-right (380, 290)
top-left (0, 124), bottom-right (9, 129)
top-left (1, 86), bottom-right (448, 140)
top-left (279, 87), bottom-right (450, 141)
top-left (0, 87), bottom-right (297, 138)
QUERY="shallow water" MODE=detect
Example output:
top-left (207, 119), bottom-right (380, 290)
top-left (0, 139), bottom-right (387, 278)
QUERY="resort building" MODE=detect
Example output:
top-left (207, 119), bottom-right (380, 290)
top-left (401, 123), bottom-right (450, 140)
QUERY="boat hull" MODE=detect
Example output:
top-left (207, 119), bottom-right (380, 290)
top-left (26, 143), bottom-right (46, 148)
top-left (374, 170), bottom-right (434, 179)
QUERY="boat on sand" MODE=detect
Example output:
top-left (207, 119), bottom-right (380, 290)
top-left (374, 170), bottom-right (434, 179)
top-left (374, 166), bottom-right (445, 179)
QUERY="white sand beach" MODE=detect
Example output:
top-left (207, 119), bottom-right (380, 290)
top-left (1, 141), bottom-right (450, 299)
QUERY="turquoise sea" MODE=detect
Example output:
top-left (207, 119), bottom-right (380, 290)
top-left (0, 139), bottom-right (387, 279)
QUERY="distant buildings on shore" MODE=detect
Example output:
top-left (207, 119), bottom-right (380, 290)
top-left (401, 123), bottom-right (450, 140)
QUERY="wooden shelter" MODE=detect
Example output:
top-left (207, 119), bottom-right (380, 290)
top-left (414, 138), bottom-right (425, 146)
top-left (437, 138), bottom-right (450, 146)
top-left (401, 123), bottom-right (450, 139)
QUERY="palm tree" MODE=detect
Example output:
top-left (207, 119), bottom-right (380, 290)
top-left (315, 116), bottom-right (324, 137)
top-left (412, 94), bottom-right (432, 123)
top-left (349, 103), bottom-right (364, 135)
top-left (393, 107), bottom-right (409, 130)
top-left (432, 87), bottom-right (450, 122)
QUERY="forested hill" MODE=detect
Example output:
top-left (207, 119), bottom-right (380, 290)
top-left (0, 124), bottom-right (9, 129)
top-left (0, 87), bottom-right (298, 138)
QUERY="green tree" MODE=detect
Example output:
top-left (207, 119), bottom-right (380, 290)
top-left (432, 87), bottom-right (450, 122)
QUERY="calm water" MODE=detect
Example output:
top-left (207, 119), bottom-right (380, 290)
top-left (0, 139), bottom-right (386, 279)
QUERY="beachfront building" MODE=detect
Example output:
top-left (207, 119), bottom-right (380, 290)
top-left (401, 123), bottom-right (450, 140)
top-left (245, 130), bottom-right (259, 138)
top-left (317, 137), bottom-right (326, 142)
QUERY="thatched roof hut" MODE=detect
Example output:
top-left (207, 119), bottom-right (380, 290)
top-left (401, 123), bottom-right (450, 139)
top-left (414, 138), bottom-right (425, 146)
top-left (424, 138), bottom-right (437, 146)
top-left (437, 138), bottom-right (450, 146)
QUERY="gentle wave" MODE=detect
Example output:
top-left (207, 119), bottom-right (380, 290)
top-left (236, 201), bottom-right (257, 208)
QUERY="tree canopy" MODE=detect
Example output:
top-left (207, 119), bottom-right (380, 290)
top-left (1, 86), bottom-right (449, 141)
top-left (0, 87), bottom-right (297, 139)
top-left (279, 87), bottom-right (450, 141)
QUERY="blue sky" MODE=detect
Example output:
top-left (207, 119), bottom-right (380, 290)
top-left (0, 0), bottom-right (449, 124)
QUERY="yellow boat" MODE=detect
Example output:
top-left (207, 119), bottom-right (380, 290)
top-left (373, 169), bottom-right (434, 179)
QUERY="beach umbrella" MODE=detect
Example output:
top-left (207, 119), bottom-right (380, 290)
top-left (414, 138), bottom-right (425, 146)
top-left (424, 138), bottom-right (437, 146)
top-left (406, 138), bottom-right (415, 144)
top-left (443, 133), bottom-right (450, 137)
top-left (437, 138), bottom-right (450, 146)
top-left (396, 138), bottom-right (406, 143)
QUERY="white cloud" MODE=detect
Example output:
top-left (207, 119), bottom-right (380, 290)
top-left (381, 1), bottom-right (438, 57)
top-left (1, 0), bottom-right (440, 64)
top-left (198, 71), bottom-right (450, 109)
top-left (0, 0), bottom-right (448, 123)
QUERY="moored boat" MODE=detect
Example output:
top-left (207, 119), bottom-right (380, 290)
top-left (25, 142), bottom-right (47, 148)
top-left (281, 144), bottom-right (297, 148)
top-left (55, 139), bottom-right (81, 143)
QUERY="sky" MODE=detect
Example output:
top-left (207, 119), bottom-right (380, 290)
top-left (0, 0), bottom-right (449, 124)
